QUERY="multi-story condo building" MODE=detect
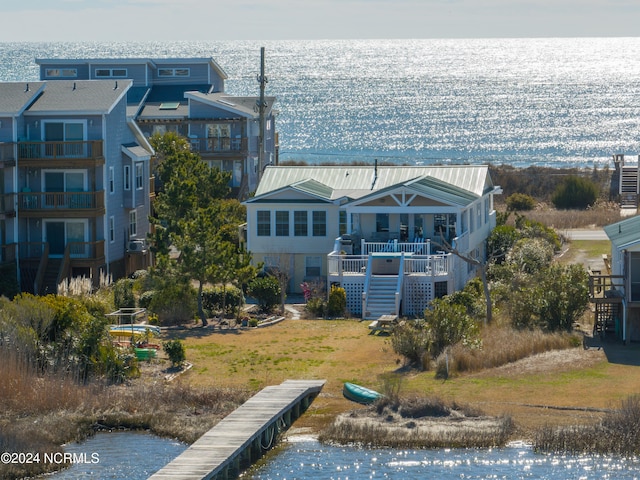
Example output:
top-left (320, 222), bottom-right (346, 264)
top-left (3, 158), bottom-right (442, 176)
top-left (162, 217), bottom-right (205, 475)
top-left (0, 79), bottom-right (152, 294)
top-left (36, 57), bottom-right (278, 197)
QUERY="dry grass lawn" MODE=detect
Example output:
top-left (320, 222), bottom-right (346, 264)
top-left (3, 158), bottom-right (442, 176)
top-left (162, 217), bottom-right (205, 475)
top-left (173, 316), bottom-right (640, 440)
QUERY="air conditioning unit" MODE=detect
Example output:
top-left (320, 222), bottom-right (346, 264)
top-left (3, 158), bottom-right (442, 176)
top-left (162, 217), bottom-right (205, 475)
top-left (127, 240), bottom-right (146, 252)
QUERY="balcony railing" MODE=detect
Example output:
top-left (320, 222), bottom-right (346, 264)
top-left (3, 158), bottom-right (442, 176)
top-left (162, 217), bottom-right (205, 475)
top-left (18, 140), bottom-right (104, 166)
top-left (588, 274), bottom-right (624, 302)
top-left (188, 136), bottom-right (247, 154)
top-left (328, 252), bottom-right (450, 277)
top-left (18, 191), bottom-right (104, 212)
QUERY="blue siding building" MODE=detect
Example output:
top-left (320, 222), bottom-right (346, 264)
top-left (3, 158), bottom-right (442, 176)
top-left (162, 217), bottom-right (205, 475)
top-left (0, 79), bottom-right (153, 294)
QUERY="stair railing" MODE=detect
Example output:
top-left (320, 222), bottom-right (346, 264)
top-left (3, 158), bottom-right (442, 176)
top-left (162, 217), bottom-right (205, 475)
top-left (57, 244), bottom-right (72, 293)
top-left (361, 255), bottom-right (373, 319)
top-left (395, 253), bottom-right (405, 318)
top-left (34, 243), bottom-right (49, 295)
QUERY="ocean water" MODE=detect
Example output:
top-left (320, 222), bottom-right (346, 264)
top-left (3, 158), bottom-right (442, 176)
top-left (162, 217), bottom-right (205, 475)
top-left (1, 38), bottom-right (640, 167)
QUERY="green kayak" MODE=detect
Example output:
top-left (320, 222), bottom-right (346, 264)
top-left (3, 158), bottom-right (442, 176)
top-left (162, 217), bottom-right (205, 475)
top-left (343, 382), bottom-right (383, 405)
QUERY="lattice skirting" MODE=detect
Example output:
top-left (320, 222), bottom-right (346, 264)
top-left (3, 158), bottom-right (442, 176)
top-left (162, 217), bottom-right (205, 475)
top-left (402, 278), bottom-right (433, 317)
top-left (340, 280), bottom-right (365, 315)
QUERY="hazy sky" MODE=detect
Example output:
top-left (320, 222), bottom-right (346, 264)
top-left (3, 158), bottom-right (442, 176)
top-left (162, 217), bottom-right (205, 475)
top-left (0, 0), bottom-right (638, 42)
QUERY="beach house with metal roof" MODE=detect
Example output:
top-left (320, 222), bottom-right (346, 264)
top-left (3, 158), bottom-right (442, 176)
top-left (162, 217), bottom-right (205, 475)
top-left (0, 79), bottom-right (153, 294)
top-left (35, 57), bottom-right (278, 197)
top-left (244, 163), bottom-right (500, 319)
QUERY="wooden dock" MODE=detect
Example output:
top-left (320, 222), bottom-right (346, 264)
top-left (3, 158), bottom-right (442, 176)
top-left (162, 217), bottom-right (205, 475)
top-left (148, 379), bottom-right (326, 480)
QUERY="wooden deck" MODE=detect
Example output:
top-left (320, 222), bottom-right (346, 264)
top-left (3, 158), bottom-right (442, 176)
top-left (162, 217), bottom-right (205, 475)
top-left (148, 379), bottom-right (325, 480)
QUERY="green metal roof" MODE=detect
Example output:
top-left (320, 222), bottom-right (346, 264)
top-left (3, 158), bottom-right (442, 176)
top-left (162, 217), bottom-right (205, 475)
top-left (252, 165), bottom-right (493, 205)
top-left (604, 215), bottom-right (640, 249)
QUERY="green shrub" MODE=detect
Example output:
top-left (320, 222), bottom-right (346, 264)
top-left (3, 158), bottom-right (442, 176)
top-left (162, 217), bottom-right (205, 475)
top-left (149, 283), bottom-right (197, 325)
top-left (305, 297), bottom-right (326, 317)
top-left (424, 298), bottom-right (481, 359)
top-left (506, 193), bottom-right (536, 211)
top-left (163, 339), bottom-right (186, 367)
top-left (536, 263), bottom-right (589, 332)
top-left (551, 175), bottom-right (599, 209)
top-left (138, 290), bottom-right (156, 309)
top-left (326, 285), bottom-right (347, 317)
top-left (389, 320), bottom-right (431, 369)
top-left (487, 224), bottom-right (520, 263)
top-left (247, 276), bottom-right (280, 313)
top-left (506, 237), bottom-right (555, 274)
top-left (113, 278), bottom-right (135, 308)
top-left (201, 285), bottom-right (245, 315)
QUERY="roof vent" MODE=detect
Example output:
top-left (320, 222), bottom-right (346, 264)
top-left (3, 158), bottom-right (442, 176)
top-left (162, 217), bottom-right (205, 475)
top-left (24, 83), bottom-right (29, 92)
top-left (72, 82), bottom-right (76, 90)
top-left (114, 81), bottom-right (118, 90)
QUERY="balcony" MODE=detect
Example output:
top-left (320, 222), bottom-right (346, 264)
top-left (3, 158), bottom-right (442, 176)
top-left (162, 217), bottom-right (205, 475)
top-left (18, 191), bottom-right (105, 218)
top-left (328, 247), bottom-right (451, 280)
top-left (588, 274), bottom-right (624, 303)
top-left (188, 136), bottom-right (247, 155)
top-left (18, 140), bottom-right (104, 168)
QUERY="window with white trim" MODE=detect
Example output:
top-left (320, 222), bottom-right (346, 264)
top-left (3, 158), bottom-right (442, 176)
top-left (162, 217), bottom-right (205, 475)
top-left (109, 167), bottom-right (114, 194)
top-left (109, 216), bottom-right (115, 243)
top-left (158, 68), bottom-right (190, 77)
top-left (45, 68), bottom-right (77, 78)
top-left (312, 211), bottom-right (326, 237)
top-left (275, 211), bottom-right (289, 237)
top-left (129, 210), bottom-right (137, 237)
top-left (294, 211), bottom-right (308, 236)
top-left (257, 210), bottom-right (270, 236)
top-left (135, 162), bottom-right (144, 190)
top-left (124, 165), bottom-right (131, 191)
top-left (95, 68), bottom-right (127, 78)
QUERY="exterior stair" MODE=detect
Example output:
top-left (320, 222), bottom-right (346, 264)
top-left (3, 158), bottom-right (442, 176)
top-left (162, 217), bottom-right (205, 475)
top-left (363, 275), bottom-right (399, 320)
top-left (40, 258), bottom-right (62, 295)
top-left (620, 166), bottom-right (638, 208)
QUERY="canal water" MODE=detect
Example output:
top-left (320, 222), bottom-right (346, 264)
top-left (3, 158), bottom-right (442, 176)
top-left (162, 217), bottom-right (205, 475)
top-left (50, 432), bottom-right (640, 479)
top-left (49, 431), bottom-right (187, 479)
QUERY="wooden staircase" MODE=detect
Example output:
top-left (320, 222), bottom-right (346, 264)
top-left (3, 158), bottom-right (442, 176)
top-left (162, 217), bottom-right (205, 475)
top-left (619, 165), bottom-right (639, 208)
top-left (593, 302), bottom-right (619, 338)
top-left (40, 258), bottom-right (61, 295)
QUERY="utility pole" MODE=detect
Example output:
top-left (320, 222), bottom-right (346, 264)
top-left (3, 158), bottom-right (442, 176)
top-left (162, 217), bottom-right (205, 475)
top-left (257, 47), bottom-right (268, 183)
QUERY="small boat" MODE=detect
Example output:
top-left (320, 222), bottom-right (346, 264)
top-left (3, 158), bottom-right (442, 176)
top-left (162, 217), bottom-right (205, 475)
top-left (343, 382), bottom-right (383, 405)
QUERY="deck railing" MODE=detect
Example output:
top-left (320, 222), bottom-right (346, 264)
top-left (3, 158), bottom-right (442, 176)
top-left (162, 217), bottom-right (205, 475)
top-left (361, 239), bottom-right (431, 255)
top-left (328, 252), bottom-right (450, 277)
top-left (18, 191), bottom-right (104, 211)
top-left (188, 136), bottom-right (247, 154)
top-left (18, 140), bottom-right (103, 160)
top-left (589, 274), bottom-right (625, 301)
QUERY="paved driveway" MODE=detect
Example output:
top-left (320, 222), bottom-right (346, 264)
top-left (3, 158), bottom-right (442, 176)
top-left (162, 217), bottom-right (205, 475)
top-left (561, 229), bottom-right (608, 241)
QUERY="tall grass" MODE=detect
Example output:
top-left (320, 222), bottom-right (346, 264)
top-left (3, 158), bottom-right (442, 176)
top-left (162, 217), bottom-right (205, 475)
top-left (320, 395), bottom-right (514, 449)
top-left (535, 395), bottom-right (640, 455)
top-left (437, 325), bottom-right (579, 375)
top-left (0, 348), bottom-right (249, 479)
